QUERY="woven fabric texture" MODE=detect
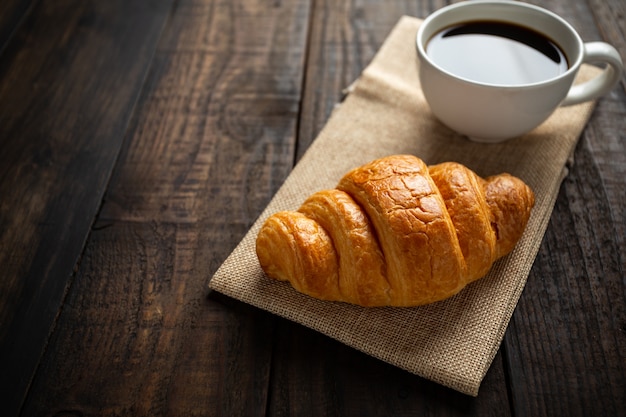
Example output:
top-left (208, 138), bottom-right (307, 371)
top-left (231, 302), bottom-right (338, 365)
top-left (209, 16), bottom-right (599, 395)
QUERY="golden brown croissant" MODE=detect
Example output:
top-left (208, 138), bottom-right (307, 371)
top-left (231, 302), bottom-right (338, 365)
top-left (256, 155), bottom-right (535, 307)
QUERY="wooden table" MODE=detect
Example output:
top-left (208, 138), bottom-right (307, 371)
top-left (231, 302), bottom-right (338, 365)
top-left (1, 0), bottom-right (624, 415)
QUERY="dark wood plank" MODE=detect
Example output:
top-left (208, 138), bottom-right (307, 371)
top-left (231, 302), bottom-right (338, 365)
top-left (0, 0), bottom-right (35, 53)
top-left (295, 0), bottom-right (440, 159)
top-left (503, 0), bottom-right (626, 415)
top-left (268, 318), bottom-right (511, 417)
top-left (273, 0), bottom-right (513, 414)
top-left (0, 0), bottom-right (174, 414)
top-left (5, 0), bottom-right (623, 415)
top-left (23, 222), bottom-right (276, 415)
top-left (505, 141), bottom-right (626, 415)
top-left (20, 0), bottom-right (313, 415)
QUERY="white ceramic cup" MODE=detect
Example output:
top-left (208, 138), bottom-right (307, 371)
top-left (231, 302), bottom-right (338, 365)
top-left (416, 0), bottom-right (623, 142)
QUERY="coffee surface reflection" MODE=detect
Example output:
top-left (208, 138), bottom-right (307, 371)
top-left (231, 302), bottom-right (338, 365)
top-left (426, 21), bottom-right (569, 85)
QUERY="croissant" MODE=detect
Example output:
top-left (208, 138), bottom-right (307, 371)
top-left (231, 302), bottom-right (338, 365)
top-left (256, 155), bottom-right (535, 307)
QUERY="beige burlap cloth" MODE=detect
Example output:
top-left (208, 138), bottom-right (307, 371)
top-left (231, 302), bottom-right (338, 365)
top-left (209, 16), bottom-right (599, 395)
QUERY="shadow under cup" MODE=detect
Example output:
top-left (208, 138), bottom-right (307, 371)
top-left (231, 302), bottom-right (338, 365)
top-left (415, 0), bottom-right (621, 142)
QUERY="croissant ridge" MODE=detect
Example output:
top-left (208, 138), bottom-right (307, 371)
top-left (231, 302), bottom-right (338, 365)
top-left (256, 155), bottom-right (535, 307)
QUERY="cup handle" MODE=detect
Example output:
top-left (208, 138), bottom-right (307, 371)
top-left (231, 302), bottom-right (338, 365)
top-left (561, 42), bottom-right (623, 107)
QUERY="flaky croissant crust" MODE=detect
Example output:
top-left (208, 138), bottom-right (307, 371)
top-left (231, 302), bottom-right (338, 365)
top-left (256, 155), bottom-right (535, 307)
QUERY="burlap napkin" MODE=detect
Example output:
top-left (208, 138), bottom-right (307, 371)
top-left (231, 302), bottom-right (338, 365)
top-left (209, 16), bottom-right (599, 395)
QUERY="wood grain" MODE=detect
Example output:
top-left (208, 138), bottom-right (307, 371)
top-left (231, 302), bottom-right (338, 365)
top-left (268, 318), bottom-right (512, 417)
top-left (20, 0), bottom-right (312, 415)
top-left (0, 0), bottom-right (35, 52)
top-left (502, 1), bottom-right (626, 415)
top-left (0, 0), bottom-right (624, 415)
top-left (505, 143), bottom-right (625, 415)
top-left (0, 0), bottom-right (174, 414)
top-left (296, 0), bottom-right (437, 158)
top-left (23, 222), bottom-right (276, 416)
top-left (274, 0), bottom-right (512, 414)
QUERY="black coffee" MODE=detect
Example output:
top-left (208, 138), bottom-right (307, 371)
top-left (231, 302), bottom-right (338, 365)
top-left (426, 21), bottom-right (568, 85)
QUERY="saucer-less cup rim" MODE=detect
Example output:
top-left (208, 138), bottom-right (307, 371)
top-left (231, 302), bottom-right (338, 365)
top-left (415, 0), bottom-right (623, 142)
top-left (416, 0), bottom-right (584, 89)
